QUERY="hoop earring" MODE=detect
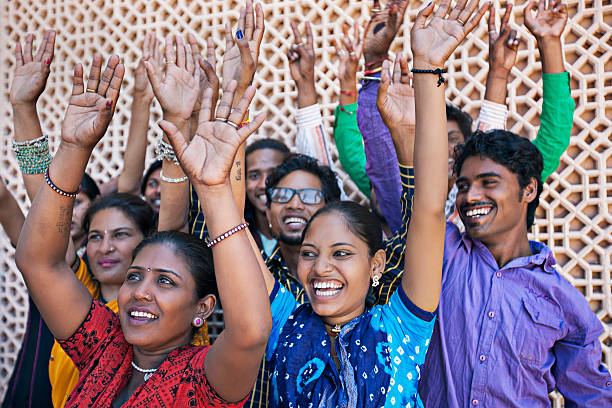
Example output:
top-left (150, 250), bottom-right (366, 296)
top-left (192, 317), bottom-right (204, 328)
top-left (372, 275), bottom-right (380, 287)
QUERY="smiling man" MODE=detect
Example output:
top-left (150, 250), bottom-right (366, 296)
top-left (418, 130), bottom-right (612, 407)
top-left (262, 153), bottom-right (342, 303)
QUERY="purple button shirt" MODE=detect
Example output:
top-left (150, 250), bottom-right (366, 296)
top-left (419, 222), bottom-right (612, 407)
top-left (357, 75), bottom-right (403, 234)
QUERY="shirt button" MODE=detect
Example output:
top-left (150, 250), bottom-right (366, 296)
top-left (488, 311), bottom-right (495, 318)
top-left (496, 271), bottom-right (502, 278)
top-left (472, 399), bottom-right (479, 405)
top-left (606, 381), bottom-right (611, 387)
top-left (479, 354), bottom-right (486, 362)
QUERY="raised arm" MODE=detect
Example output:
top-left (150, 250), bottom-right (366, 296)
top-left (146, 34), bottom-right (200, 231)
top-left (159, 81), bottom-right (270, 403)
top-left (332, 24), bottom-right (371, 196)
top-left (117, 34), bottom-right (157, 195)
top-left (9, 31), bottom-right (55, 200)
top-left (15, 55), bottom-right (124, 340)
top-left (0, 179), bottom-right (25, 247)
top-left (404, 0), bottom-right (488, 312)
top-left (357, 0), bottom-right (410, 233)
top-left (524, 0), bottom-right (574, 181)
top-left (476, 4), bottom-right (518, 132)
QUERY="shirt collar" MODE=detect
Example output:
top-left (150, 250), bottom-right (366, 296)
top-left (460, 234), bottom-right (556, 274)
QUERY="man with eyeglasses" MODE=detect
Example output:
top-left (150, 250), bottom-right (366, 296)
top-left (262, 153), bottom-right (342, 303)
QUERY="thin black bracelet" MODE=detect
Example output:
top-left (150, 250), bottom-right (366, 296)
top-left (411, 68), bottom-right (448, 87)
top-left (45, 167), bottom-right (80, 198)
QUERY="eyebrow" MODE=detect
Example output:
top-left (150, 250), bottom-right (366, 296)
top-left (456, 172), bottom-right (502, 184)
top-left (129, 265), bottom-right (183, 280)
top-left (301, 242), bottom-right (358, 249)
top-left (89, 227), bottom-right (135, 234)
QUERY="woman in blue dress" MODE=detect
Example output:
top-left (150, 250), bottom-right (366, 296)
top-left (246, 1), bottom-right (488, 406)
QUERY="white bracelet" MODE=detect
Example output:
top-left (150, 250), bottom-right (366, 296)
top-left (160, 171), bottom-right (188, 183)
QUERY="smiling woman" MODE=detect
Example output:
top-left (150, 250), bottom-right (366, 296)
top-left (15, 40), bottom-right (272, 407)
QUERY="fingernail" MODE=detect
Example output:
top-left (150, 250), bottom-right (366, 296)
top-left (427, 1), bottom-right (432, 7)
top-left (236, 30), bottom-right (243, 40)
top-left (45, 58), bottom-right (51, 65)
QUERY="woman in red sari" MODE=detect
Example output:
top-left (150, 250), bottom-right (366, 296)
top-left (15, 49), bottom-right (271, 407)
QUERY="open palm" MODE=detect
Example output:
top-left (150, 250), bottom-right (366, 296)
top-left (145, 35), bottom-right (200, 122)
top-left (9, 31), bottom-right (55, 106)
top-left (377, 56), bottom-right (414, 131)
top-left (61, 56), bottom-right (124, 151)
top-left (160, 82), bottom-right (266, 187)
top-left (411, 0), bottom-right (489, 69)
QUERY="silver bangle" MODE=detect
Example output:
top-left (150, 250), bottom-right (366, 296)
top-left (155, 139), bottom-right (179, 166)
top-left (361, 76), bottom-right (382, 82)
top-left (160, 171), bottom-right (188, 183)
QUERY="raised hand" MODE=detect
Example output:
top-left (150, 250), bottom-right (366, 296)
top-left (411, 0), bottom-right (490, 69)
top-left (524, 0), bottom-right (568, 40)
top-left (10, 31), bottom-right (55, 107)
top-left (188, 33), bottom-right (220, 115)
top-left (362, 0), bottom-right (409, 67)
top-left (61, 55), bottom-right (124, 151)
top-left (222, 0), bottom-right (264, 94)
top-left (377, 54), bottom-right (414, 133)
top-left (133, 33), bottom-right (158, 101)
top-left (159, 80), bottom-right (266, 188)
top-left (488, 4), bottom-right (519, 75)
top-left (288, 21), bottom-right (315, 86)
top-left (333, 23), bottom-right (363, 85)
top-left (144, 34), bottom-right (200, 124)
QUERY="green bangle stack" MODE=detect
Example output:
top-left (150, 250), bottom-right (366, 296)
top-left (12, 134), bottom-right (53, 174)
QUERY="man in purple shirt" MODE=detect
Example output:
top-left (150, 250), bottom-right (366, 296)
top-left (418, 128), bottom-right (612, 406)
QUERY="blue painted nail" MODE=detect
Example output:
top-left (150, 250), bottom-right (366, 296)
top-left (427, 1), bottom-right (432, 6)
top-left (236, 30), bottom-right (244, 40)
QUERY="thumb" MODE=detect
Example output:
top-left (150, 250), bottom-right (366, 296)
top-left (414, 1), bottom-right (435, 30)
top-left (159, 120), bottom-right (188, 161)
top-left (144, 61), bottom-right (161, 93)
top-left (377, 59), bottom-right (391, 107)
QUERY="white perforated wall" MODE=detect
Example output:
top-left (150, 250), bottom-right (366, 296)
top-left (0, 1), bottom-right (610, 405)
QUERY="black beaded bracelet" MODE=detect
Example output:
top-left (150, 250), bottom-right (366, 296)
top-left (411, 68), bottom-right (448, 87)
top-left (45, 168), bottom-right (80, 198)
top-left (206, 222), bottom-right (249, 248)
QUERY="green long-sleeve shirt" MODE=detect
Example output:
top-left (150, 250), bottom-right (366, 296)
top-left (533, 72), bottom-right (575, 181)
top-left (333, 103), bottom-right (371, 196)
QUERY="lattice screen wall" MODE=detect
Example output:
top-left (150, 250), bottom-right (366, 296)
top-left (0, 0), bottom-right (610, 404)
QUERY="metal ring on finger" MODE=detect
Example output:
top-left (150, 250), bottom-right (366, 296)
top-left (86, 88), bottom-right (97, 93)
top-left (371, 7), bottom-right (382, 14)
top-left (215, 117), bottom-right (228, 123)
top-left (488, 30), bottom-right (497, 35)
top-left (349, 51), bottom-right (356, 57)
top-left (291, 43), bottom-right (304, 50)
top-left (226, 120), bottom-right (240, 130)
top-left (337, 50), bottom-right (346, 57)
top-left (457, 18), bottom-right (466, 26)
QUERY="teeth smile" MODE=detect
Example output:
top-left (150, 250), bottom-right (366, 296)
top-left (315, 288), bottom-right (341, 297)
top-left (285, 217), bottom-right (306, 225)
top-left (465, 207), bottom-right (492, 217)
top-left (130, 311), bottom-right (158, 319)
top-left (313, 281), bottom-right (343, 289)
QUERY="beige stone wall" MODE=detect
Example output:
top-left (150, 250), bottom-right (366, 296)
top-left (0, 0), bottom-right (610, 404)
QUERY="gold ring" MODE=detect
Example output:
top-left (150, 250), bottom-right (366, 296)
top-left (86, 88), bottom-right (97, 93)
top-left (457, 18), bottom-right (466, 26)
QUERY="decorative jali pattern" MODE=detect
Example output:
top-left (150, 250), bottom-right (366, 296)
top-left (0, 1), bottom-right (610, 405)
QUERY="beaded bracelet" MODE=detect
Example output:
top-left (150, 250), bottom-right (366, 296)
top-left (45, 168), bottom-right (80, 198)
top-left (160, 171), bottom-right (188, 183)
top-left (206, 222), bottom-right (249, 248)
top-left (12, 135), bottom-right (53, 174)
top-left (411, 68), bottom-right (448, 87)
top-left (155, 139), bottom-right (180, 165)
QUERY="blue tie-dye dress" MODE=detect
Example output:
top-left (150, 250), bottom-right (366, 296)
top-left (265, 281), bottom-right (435, 408)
